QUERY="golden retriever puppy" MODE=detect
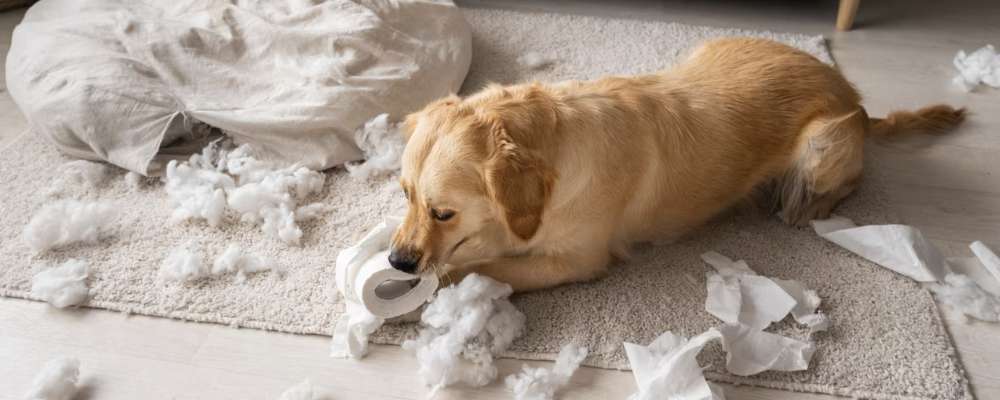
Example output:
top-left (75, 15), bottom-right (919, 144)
top-left (388, 37), bottom-right (964, 292)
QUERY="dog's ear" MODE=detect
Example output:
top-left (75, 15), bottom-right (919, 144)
top-left (481, 86), bottom-right (558, 240)
top-left (484, 125), bottom-right (553, 240)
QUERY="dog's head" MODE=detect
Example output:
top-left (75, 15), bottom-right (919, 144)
top-left (388, 85), bottom-right (558, 275)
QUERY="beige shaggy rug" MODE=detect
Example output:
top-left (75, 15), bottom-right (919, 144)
top-left (0, 8), bottom-right (971, 400)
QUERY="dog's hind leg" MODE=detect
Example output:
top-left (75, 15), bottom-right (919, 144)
top-left (777, 108), bottom-right (868, 226)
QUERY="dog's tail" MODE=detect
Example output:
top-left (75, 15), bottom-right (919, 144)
top-left (868, 104), bottom-right (966, 138)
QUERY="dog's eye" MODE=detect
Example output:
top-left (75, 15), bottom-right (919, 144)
top-left (431, 208), bottom-right (455, 221)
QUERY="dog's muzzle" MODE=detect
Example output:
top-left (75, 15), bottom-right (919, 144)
top-left (388, 246), bottom-right (422, 274)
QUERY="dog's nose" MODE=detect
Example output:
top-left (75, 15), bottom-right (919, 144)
top-left (388, 247), bottom-right (421, 274)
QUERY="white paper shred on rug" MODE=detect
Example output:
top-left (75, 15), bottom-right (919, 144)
top-left (30, 259), bottom-right (90, 308)
top-left (717, 324), bottom-right (815, 376)
top-left (970, 241), bottom-right (1000, 284)
top-left (624, 249), bottom-right (824, 399)
top-left (402, 274), bottom-right (526, 393)
top-left (810, 216), bottom-right (948, 282)
top-left (772, 278), bottom-right (831, 333)
top-left (701, 251), bottom-right (828, 332)
top-left (930, 274), bottom-right (1000, 321)
top-left (624, 329), bottom-right (726, 400)
top-left (505, 344), bottom-right (588, 400)
top-left (23, 200), bottom-right (116, 253)
top-left (696, 251), bottom-right (819, 379)
top-left (812, 215), bottom-right (1000, 322)
top-left (24, 357), bottom-right (80, 400)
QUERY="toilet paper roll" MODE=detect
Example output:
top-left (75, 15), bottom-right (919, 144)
top-left (335, 216), bottom-right (402, 296)
top-left (335, 216), bottom-right (439, 319)
top-left (354, 250), bottom-right (439, 318)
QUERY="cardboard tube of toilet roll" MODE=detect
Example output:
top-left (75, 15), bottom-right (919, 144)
top-left (354, 250), bottom-right (439, 318)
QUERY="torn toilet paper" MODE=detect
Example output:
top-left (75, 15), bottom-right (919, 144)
top-left (701, 251), bottom-right (827, 332)
top-left (772, 278), bottom-right (831, 333)
top-left (930, 273), bottom-right (1000, 322)
top-left (971, 241), bottom-right (1000, 285)
top-left (623, 329), bottom-right (726, 400)
top-left (331, 216), bottom-right (439, 359)
top-left (812, 216), bottom-right (1000, 322)
top-left (717, 324), bottom-right (815, 376)
top-left (810, 215), bottom-right (949, 282)
top-left (624, 324), bottom-right (815, 399)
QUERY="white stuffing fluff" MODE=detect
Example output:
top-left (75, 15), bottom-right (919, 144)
top-left (294, 202), bottom-right (331, 222)
top-left (158, 241), bottom-right (207, 282)
top-left (517, 52), bottom-right (554, 70)
top-left (164, 142), bottom-right (326, 245)
top-left (953, 44), bottom-right (1000, 91)
top-left (30, 259), bottom-right (90, 308)
top-left (224, 146), bottom-right (325, 245)
top-left (59, 160), bottom-right (110, 188)
top-left (402, 273), bottom-right (527, 392)
top-left (277, 380), bottom-right (332, 400)
top-left (23, 200), bottom-right (117, 252)
top-left (505, 344), bottom-right (588, 400)
top-left (346, 114), bottom-right (406, 179)
top-left (164, 142), bottom-right (235, 228)
top-left (211, 244), bottom-right (272, 281)
top-left (24, 357), bottom-right (80, 400)
top-left (930, 273), bottom-right (1000, 322)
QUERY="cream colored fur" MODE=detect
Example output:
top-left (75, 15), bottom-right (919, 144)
top-left (391, 38), bottom-right (965, 291)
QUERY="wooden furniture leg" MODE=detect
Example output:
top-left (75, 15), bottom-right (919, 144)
top-left (836, 0), bottom-right (860, 31)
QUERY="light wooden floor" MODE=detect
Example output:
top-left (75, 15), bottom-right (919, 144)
top-left (2, 1), bottom-right (999, 399)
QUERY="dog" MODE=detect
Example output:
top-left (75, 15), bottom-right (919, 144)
top-left (388, 37), bottom-right (965, 292)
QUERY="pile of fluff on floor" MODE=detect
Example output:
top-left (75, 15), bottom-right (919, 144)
top-left (24, 357), bottom-right (80, 400)
top-left (23, 200), bottom-right (116, 253)
top-left (505, 344), bottom-right (588, 400)
top-left (277, 380), bottom-right (333, 400)
top-left (402, 274), bottom-right (527, 391)
top-left (164, 141), bottom-right (327, 246)
top-left (159, 241), bottom-right (274, 283)
top-left (30, 259), bottom-right (90, 308)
